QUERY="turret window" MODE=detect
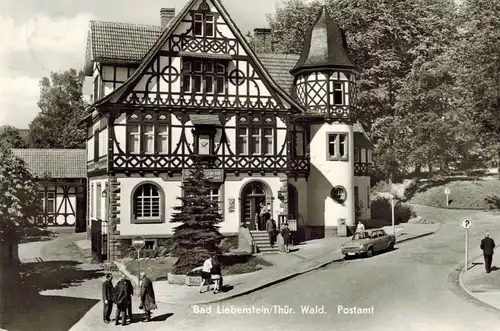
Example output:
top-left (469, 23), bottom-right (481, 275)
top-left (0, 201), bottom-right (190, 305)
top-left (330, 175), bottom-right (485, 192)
top-left (193, 13), bottom-right (214, 37)
top-left (327, 133), bottom-right (348, 161)
top-left (333, 83), bottom-right (344, 105)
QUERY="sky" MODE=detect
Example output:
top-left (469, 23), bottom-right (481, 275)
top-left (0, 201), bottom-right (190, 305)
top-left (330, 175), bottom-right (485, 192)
top-left (0, 0), bottom-right (283, 129)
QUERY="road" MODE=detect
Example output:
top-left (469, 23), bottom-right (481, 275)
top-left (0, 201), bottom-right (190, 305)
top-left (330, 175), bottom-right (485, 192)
top-left (151, 208), bottom-right (500, 331)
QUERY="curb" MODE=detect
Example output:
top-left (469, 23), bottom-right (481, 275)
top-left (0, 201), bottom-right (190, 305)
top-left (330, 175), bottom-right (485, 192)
top-left (449, 258), bottom-right (500, 314)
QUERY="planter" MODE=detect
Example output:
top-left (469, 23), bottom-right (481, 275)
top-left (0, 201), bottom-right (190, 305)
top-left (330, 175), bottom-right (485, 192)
top-left (167, 272), bottom-right (203, 286)
top-left (185, 275), bottom-right (202, 286)
top-left (167, 272), bottom-right (185, 284)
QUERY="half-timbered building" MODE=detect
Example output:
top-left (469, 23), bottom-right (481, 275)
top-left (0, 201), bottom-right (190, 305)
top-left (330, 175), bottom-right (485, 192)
top-left (11, 149), bottom-right (87, 232)
top-left (82, 0), bottom-right (373, 258)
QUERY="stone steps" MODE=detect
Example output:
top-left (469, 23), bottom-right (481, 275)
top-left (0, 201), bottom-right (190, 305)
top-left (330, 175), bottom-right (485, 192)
top-left (250, 231), bottom-right (279, 254)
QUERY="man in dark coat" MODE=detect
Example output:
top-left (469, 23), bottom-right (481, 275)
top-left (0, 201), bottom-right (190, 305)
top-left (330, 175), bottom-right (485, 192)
top-left (140, 272), bottom-right (157, 322)
top-left (124, 276), bottom-right (134, 323)
top-left (266, 217), bottom-right (275, 247)
top-left (102, 274), bottom-right (113, 323)
top-left (113, 275), bottom-right (129, 325)
top-left (480, 232), bottom-right (496, 273)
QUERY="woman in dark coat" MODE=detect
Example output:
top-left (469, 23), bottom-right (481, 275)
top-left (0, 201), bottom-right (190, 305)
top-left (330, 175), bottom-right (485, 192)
top-left (140, 272), bottom-right (157, 322)
top-left (113, 276), bottom-right (129, 325)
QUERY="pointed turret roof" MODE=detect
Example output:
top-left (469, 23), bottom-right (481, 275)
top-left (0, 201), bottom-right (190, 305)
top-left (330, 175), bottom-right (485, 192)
top-left (290, 6), bottom-right (358, 75)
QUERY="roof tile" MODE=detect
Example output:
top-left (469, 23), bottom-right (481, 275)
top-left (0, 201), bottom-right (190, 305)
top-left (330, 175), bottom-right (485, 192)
top-left (11, 149), bottom-right (87, 179)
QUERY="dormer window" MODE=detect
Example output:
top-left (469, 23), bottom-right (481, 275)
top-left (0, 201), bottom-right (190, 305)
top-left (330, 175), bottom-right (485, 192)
top-left (333, 82), bottom-right (344, 105)
top-left (193, 13), bottom-right (214, 37)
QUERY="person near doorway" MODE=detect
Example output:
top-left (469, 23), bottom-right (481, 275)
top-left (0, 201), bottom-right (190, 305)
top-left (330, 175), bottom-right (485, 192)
top-left (281, 223), bottom-right (291, 253)
top-left (356, 221), bottom-right (365, 233)
top-left (102, 273), bottom-right (114, 324)
top-left (112, 275), bottom-right (129, 325)
top-left (480, 232), bottom-right (496, 273)
top-left (254, 212), bottom-right (260, 231)
top-left (259, 201), bottom-right (269, 230)
top-left (139, 272), bottom-right (157, 322)
top-left (266, 217), bottom-right (276, 247)
top-left (199, 256), bottom-right (213, 293)
top-left (271, 218), bottom-right (277, 243)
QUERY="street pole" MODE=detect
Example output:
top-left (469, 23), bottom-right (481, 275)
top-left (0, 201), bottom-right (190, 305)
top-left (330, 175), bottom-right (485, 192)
top-left (465, 229), bottom-right (469, 270)
top-left (137, 248), bottom-right (141, 292)
top-left (445, 194), bottom-right (449, 207)
top-left (391, 198), bottom-right (395, 236)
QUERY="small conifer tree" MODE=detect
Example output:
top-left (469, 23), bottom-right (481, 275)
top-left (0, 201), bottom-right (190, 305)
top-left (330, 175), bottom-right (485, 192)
top-left (170, 163), bottom-right (223, 274)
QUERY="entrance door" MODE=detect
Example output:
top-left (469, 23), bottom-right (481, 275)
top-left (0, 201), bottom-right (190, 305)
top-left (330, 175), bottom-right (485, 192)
top-left (288, 184), bottom-right (298, 219)
top-left (241, 182), bottom-right (266, 231)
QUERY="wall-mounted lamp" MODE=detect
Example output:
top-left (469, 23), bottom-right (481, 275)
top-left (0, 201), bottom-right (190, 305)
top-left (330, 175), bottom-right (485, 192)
top-left (102, 185), bottom-right (108, 198)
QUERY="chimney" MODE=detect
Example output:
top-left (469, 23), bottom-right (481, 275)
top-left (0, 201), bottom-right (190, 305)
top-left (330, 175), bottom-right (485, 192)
top-left (160, 8), bottom-right (175, 29)
top-left (253, 28), bottom-right (272, 53)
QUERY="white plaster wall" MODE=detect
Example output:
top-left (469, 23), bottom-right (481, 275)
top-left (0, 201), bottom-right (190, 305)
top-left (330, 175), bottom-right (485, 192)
top-left (354, 176), bottom-right (371, 220)
top-left (88, 178), bottom-right (108, 233)
top-left (307, 123), bottom-right (355, 228)
top-left (223, 177), bottom-right (282, 233)
top-left (117, 177), bottom-right (182, 236)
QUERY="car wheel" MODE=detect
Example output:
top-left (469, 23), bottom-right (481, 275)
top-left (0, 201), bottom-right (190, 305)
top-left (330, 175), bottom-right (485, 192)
top-left (366, 247), bottom-right (373, 258)
top-left (388, 242), bottom-right (395, 250)
top-left (344, 254), bottom-right (350, 260)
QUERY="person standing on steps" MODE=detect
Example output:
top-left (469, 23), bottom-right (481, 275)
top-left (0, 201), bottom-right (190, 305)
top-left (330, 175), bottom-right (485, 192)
top-left (266, 217), bottom-right (275, 248)
top-left (102, 274), bottom-right (114, 324)
top-left (480, 232), bottom-right (496, 273)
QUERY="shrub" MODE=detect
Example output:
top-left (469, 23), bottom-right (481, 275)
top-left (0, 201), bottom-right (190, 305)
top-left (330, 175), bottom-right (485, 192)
top-left (370, 196), bottom-right (415, 224)
top-left (403, 179), bottom-right (421, 201)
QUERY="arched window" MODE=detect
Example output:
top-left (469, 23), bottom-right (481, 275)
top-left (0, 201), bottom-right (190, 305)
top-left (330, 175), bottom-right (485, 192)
top-left (133, 183), bottom-right (164, 223)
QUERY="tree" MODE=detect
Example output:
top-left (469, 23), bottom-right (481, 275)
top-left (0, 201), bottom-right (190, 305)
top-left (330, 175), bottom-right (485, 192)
top-left (0, 125), bottom-right (27, 148)
top-left (29, 69), bottom-right (88, 149)
top-left (0, 140), bottom-right (40, 242)
top-left (170, 164), bottom-right (223, 274)
top-left (453, 0), bottom-right (500, 177)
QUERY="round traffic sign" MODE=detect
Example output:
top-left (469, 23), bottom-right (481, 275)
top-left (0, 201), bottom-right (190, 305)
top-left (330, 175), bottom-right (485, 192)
top-left (131, 236), bottom-right (146, 249)
top-left (444, 188), bottom-right (450, 195)
top-left (460, 218), bottom-right (473, 230)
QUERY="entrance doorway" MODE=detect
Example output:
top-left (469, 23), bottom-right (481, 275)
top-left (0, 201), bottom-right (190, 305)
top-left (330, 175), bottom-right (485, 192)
top-left (241, 182), bottom-right (267, 231)
top-left (288, 184), bottom-right (298, 219)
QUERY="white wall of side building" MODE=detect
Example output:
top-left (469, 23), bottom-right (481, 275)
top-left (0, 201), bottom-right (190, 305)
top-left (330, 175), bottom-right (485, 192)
top-left (307, 122), bottom-right (355, 231)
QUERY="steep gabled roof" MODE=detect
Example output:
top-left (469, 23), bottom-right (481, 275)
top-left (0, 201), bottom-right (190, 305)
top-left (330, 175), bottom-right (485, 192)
top-left (11, 149), bottom-right (87, 179)
top-left (84, 21), bottom-right (162, 75)
top-left (85, 0), bottom-right (304, 113)
top-left (258, 53), bottom-right (300, 95)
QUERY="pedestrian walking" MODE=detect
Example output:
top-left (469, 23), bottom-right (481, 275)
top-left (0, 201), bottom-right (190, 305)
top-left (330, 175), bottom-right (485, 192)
top-left (210, 254), bottom-right (222, 294)
top-left (281, 223), bottom-right (291, 253)
top-left (271, 218), bottom-right (277, 243)
top-left (113, 275), bottom-right (129, 326)
top-left (480, 232), bottom-right (496, 273)
top-left (356, 221), bottom-right (365, 233)
top-left (266, 217), bottom-right (275, 247)
top-left (139, 272), bottom-right (157, 322)
top-left (102, 274), bottom-right (114, 324)
top-left (199, 256), bottom-right (213, 293)
top-left (124, 276), bottom-right (134, 323)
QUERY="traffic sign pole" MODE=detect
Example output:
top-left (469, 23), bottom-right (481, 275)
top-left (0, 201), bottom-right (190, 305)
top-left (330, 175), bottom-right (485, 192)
top-left (444, 188), bottom-right (450, 208)
top-left (132, 236), bottom-right (146, 293)
top-left (460, 218), bottom-right (473, 270)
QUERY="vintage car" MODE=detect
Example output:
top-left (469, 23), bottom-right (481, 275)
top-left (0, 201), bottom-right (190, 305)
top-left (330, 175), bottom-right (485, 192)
top-left (340, 229), bottom-right (396, 258)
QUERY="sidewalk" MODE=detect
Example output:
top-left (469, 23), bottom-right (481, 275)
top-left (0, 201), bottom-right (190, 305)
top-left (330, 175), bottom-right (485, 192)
top-left (460, 250), bottom-right (500, 311)
top-left (114, 222), bottom-right (440, 306)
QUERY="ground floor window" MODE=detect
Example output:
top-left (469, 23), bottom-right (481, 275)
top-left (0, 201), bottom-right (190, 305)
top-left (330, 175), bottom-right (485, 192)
top-left (133, 183), bottom-right (164, 223)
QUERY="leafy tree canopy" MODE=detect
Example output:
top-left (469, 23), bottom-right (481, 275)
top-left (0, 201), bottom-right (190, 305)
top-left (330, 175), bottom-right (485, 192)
top-left (0, 125), bottom-right (28, 149)
top-left (0, 140), bottom-right (40, 241)
top-left (29, 69), bottom-right (88, 149)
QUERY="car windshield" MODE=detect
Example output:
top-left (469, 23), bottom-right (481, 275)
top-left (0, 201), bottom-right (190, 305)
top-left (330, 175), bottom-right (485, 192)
top-left (353, 232), bottom-right (369, 240)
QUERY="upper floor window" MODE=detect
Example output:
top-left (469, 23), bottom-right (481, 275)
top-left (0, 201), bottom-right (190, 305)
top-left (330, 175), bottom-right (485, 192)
top-left (127, 114), bottom-right (169, 154)
top-left (182, 61), bottom-right (225, 95)
top-left (354, 148), bottom-right (361, 163)
top-left (333, 82), bottom-right (344, 105)
top-left (94, 129), bottom-right (99, 162)
top-left (292, 129), bottom-right (305, 157)
top-left (238, 127), bottom-right (274, 155)
top-left (133, 183), bottom-right (164, 223)
top-left (328, 133), bottom-right (348, 161)
top-left (193, 13), bottom-right (214, 37)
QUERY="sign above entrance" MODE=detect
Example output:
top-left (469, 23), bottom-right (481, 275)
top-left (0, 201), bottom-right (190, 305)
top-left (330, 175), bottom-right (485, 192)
top-left (182, 169), bottom-right (224, 183)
